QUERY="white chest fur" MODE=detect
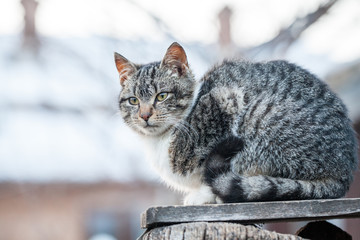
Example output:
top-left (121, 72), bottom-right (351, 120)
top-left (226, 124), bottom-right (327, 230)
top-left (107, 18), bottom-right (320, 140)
top-left (144, 133), bottom-right (202, 193)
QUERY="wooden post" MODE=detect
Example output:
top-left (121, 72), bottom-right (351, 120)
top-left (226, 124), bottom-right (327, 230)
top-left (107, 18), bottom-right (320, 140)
top-left (140, 222), bottom-right (304, 240)
top-left (139, 198), bottom-right (360, 239)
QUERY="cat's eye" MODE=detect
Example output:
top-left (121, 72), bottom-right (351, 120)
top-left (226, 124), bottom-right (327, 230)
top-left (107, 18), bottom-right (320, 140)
top-left (128, 97), bottom-right (139, 105)
top-left (156, 92), bottom-right (168, 102)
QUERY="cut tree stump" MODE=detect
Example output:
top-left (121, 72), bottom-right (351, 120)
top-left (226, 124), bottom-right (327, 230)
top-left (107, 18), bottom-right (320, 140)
top-left (140, 222), bottom-right (304, 240)
top-left (139, 198), bottom-right (360, 240)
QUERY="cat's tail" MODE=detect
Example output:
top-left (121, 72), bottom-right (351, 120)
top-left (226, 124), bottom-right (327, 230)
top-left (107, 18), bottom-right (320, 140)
top-left (204, 137), bottom-right (348, 203)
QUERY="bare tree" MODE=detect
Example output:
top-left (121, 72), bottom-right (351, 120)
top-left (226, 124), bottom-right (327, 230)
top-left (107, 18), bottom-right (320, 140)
top-left (242, 0), bottom-right (339, 59)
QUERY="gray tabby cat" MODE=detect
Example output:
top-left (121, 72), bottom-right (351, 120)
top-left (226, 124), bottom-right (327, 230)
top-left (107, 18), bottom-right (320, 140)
top-left (114, 42), bottom-right (358, 205)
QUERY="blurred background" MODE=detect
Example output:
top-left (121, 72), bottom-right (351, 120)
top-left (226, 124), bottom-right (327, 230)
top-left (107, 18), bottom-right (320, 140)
top-left (0, 0), bottom-right (359, 239)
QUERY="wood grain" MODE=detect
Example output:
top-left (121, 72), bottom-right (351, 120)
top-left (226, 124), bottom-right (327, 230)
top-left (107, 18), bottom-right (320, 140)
top-left (139, 222), bottom-right (305, 240)
top-left (141, 198), bottom-right (360, 228)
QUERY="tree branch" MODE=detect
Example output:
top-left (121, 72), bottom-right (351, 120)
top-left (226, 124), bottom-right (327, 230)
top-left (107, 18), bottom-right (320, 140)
top-left (244, 0), bottom-right (340, 59)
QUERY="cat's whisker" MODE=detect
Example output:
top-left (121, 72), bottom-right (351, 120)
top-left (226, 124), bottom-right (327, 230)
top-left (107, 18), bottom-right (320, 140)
top-left (174, 124), bottom-right (192, 142)
top-left (151, 113), bottom-right (199, 140)
top-left (174, 121), bottom-right (195, 141)
top-left (163, 117), bottom-right (197, 142)
top-left (154, 116), bottom-right (194, 141)
top-left (172, 118), bottom-right (199, 140)
top-left (178, 120), bottom-right (199, 140)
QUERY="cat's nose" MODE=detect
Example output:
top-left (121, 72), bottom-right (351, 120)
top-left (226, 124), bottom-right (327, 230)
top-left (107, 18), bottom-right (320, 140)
top-left (140, 112), bottom-right (152, 122)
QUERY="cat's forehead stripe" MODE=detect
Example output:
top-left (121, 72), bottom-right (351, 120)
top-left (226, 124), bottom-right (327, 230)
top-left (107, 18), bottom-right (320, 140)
top-left (140, 63), bottom-right (158, 77)
top-left (132, 63), bottom-right (160, 98)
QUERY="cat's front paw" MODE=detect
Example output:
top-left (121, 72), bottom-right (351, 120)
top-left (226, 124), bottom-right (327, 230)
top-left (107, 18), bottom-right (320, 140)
top-left (183, 185), bottom-right (216, 205)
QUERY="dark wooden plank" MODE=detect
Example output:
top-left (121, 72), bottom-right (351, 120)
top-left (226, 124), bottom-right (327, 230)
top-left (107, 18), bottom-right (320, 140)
top-left (141, 198), bottom-right (360, 229)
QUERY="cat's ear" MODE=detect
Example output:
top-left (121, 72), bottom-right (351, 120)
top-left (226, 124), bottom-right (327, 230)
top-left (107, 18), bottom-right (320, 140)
top-left (161, 42), bottom-right (189, 76)
top-left (114, 52), bottom-right (137, 87)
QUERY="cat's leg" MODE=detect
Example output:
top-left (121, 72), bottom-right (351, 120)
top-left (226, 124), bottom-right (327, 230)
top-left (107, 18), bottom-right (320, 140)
top-left (183, 185), bottom-right (217, 205)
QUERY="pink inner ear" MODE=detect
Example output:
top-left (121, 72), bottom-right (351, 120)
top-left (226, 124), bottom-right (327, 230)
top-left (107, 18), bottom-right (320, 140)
top-left (166, 45), bottom-right (188, 67)
top-left (116, 63), bottom-right (131, 85)
top-left (162, 43), bottom-right (189, 73)
top-left (115, 54), bottom-right (135, 86)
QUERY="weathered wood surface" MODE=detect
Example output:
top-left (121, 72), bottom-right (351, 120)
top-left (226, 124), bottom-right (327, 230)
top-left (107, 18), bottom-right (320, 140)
top-left (142, 198), bottom-right (360, 228)
top-left (139, 222), bottom-right (305, 240)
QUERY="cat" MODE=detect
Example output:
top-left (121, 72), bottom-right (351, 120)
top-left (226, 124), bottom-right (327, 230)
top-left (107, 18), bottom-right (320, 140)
top-left (114, 42), bottom-right (358, 205)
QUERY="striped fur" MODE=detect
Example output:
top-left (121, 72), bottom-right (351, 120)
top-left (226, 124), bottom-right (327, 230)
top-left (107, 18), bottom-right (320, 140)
top-left (115, 43), bottom-right (358, 204)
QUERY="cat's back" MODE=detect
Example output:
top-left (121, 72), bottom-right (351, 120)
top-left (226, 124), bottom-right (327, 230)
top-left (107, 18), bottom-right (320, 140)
top-left (200, 60), bottom-right (330, 102)
top-left (198, 60), bottom-right (352, 128)
top-left (193, 59), bottom-right (357, 180)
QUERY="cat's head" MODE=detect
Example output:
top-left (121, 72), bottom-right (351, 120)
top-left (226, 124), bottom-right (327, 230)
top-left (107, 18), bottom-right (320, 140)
top-left (114, 42), bottom-right (196, 136)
